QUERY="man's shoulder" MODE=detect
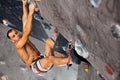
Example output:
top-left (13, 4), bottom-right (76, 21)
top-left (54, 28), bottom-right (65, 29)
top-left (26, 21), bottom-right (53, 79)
top-left (15, 42), bottom-right (20, 48)
top-left (15, 39), bottom-right (25, 49)
top-left (15, 44), bottom-right (23, 51)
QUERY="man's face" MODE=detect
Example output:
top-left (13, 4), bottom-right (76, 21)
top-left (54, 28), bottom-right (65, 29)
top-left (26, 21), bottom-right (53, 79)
top-left (8, 30), bottom-right (22, 42)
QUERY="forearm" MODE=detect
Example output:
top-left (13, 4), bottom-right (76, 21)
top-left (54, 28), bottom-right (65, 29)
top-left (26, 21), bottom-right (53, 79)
top-left (24, 12), bottom-right (33, 35)
top-left (23, 3), bottom-right (35, 36)
top-left (48, 56), bottom-right (68, 66)
top-left (22, 3), bottom-right (28, 19)
top-left (27, 55), bottom-right (34, 66)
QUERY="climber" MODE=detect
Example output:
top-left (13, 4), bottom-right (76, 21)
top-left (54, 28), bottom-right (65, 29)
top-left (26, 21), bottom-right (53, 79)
top-left (6, 0), bottom-right (72, 76)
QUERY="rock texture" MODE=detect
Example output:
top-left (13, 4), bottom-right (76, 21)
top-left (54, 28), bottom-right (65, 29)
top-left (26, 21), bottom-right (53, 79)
top-left (0, 0), bottom-right (120, 80)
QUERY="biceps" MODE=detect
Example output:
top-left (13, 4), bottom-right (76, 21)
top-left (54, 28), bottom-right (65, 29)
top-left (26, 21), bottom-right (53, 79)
top-left (22, 17), bottom-right (27, 32)
top-left (16, 34), bottom-right (28, 48)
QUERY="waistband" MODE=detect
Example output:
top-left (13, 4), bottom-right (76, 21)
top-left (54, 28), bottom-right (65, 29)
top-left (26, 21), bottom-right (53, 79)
top-left (32, 56), bottom-right (44, 63)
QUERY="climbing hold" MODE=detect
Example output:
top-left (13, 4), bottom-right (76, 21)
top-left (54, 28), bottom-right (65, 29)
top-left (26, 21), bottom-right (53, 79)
top-left (111, 24), bottom-right (120, 39)
top-left (75, 40), bottom-right (89, 59)
top-left (34, 7), bottom-right (40, 12)
top-left (105, 64), bottom-right (113, 76)
top-left (2, 19), bottom-right (16, 28)
top-left (0, 58), bottom-right (6, 65)
top-left (90, 0), bottom-right (102, 8)
top-left (84, 63), bottom-right (89, 73)
top-left (19, 65), bottom-right (27, 71)
top-left (97, 71), bottom-right (106, 80)
top-left (2, 19), bottom-right (9, 26)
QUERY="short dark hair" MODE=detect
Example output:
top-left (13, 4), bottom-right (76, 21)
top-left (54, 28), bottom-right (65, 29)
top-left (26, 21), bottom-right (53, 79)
top-left (7, 29), bottom-right (14, 39)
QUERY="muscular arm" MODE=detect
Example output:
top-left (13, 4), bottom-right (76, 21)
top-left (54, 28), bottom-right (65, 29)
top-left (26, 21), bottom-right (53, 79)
top-left (22, 0), bottom-right (28, 30)
top-left (16, 49), bottom-right (34, 67)
top-left (16, 4), bottom-right (35, 49)
top-left (27, 54), bottom-right (34, 66)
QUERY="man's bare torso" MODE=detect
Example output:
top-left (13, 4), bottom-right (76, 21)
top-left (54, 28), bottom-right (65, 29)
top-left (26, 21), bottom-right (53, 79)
top-left (15, 39), bottom-right (40, 66)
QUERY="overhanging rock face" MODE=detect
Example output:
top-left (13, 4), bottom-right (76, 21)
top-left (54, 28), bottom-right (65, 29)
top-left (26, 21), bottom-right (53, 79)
top-left (38, 0), bottom-right (120, 79)
top-left (0, 0), bottom-right (120, 80)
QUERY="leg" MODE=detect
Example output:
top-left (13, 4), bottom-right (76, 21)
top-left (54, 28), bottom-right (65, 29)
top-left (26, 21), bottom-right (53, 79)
top-left (54, 51), bottom-right (66, 58)
top-left (45, 38), bottom-right (55, 48)
top-left (45, 38), bottom-right (66, 57)
top-left (48, 56), bottom-right (69, 66)
top-left (44, 38), bottom-right (55, 56)
top-left (39, 56), bottom-right (69, 69)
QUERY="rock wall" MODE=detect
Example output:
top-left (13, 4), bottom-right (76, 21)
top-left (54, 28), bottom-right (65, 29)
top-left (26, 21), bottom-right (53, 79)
top-left (0, 0), bottom-right (120, 80)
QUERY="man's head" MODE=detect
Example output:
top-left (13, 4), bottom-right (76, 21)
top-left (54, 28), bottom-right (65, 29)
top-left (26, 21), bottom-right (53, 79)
top-left (7, 29), bottom-right (22, 43)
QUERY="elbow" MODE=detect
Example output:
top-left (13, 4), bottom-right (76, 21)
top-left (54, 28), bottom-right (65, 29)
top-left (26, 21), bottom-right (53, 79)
top-left (24, 31), bottom-right (30, 36)
top-left (27, 62), bottom-right (31, 67)
top-left (26, 60), bottom-right (32, 67)
top-left (47, 56), bottom-right (54, 63)
top-left (16, 44), bottom-right (23, 49)
top-left (24, 59), bottom-right (31, 67)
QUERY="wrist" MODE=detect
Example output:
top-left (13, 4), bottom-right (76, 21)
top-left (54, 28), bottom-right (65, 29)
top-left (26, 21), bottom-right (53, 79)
top-left (23, 3), bottom-right (27, 6)
top-left (29, 11), bottom-right (34, 15)
top-left (29, 12), bottom-right (34, 15)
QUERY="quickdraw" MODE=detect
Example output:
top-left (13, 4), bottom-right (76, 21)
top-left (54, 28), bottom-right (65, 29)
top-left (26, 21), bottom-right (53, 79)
top-left (67, 41), bottom-right (73, 70)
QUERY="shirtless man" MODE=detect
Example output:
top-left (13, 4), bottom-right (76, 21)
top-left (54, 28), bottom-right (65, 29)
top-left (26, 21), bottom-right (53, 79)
top-left (6, 0), bottom-right (70, 76)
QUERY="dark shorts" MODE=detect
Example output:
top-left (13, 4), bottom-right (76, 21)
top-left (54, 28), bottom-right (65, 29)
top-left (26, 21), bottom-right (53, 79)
top-left (53, 33), bottom-right (88, 64)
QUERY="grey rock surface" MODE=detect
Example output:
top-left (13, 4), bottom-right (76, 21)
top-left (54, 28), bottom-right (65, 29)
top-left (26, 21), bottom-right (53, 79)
top-left (0, 0), bottom-right (120, 80)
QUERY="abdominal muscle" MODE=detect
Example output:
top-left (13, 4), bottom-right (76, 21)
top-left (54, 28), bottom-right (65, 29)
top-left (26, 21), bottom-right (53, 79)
top-left (25, 43), bottom-right (40, 60)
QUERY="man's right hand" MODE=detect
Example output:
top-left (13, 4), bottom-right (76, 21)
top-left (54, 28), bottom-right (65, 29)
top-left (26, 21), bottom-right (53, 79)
top-left (22, 0), bottom-right (27, 5)
top-left (29, 3), bottom-right (36, 14)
